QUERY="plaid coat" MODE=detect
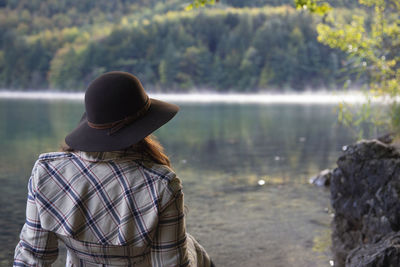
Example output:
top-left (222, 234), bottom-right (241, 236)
top-left (14, 151), bottom-right (212, 267)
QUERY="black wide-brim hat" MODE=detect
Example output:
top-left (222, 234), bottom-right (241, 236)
top-left (65, 71), bottom-right (179, 152)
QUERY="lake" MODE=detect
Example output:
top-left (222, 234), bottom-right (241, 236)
top-left (0, 96), bottom-right (357, 266)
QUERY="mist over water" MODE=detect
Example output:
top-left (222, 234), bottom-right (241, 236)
top-left (0, 91), bottom-right (369, 104)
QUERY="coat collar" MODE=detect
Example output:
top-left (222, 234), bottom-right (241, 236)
top-left (74, 150), bottom-right (147, 162)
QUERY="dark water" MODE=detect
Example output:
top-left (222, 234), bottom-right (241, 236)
top-left (0, 99), bottom-right (356, 266)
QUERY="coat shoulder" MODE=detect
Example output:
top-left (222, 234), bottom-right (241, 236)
top-left (136, 161), bottom-right (182, 193)
top-left (37, 151), bottom-right (74, 162)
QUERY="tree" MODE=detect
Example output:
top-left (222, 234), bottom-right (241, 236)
top-left (297, 0), bottom-right (400, 137)
top-left (186, 0), bottom-right (218, 10)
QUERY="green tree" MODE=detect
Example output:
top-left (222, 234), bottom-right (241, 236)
top-left (0, 1), bottom-right (350, 91)
top-left (186, 0), bottom-right (217, 10)
top-left (298, 0), bottom-right (400, 136)
top-left (258, 64), bottom-right (275, 88)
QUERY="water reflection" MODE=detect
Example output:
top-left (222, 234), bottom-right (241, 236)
top-left (158, 104), bottom-right (351, 185)
top-left (0, 100), bottom-right (356, 266)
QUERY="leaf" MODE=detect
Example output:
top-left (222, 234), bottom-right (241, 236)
top-left (294, 0), bottom-right (331, 15)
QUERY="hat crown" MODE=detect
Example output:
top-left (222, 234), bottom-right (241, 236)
top-left (85, 72), bottom-right (148, 124)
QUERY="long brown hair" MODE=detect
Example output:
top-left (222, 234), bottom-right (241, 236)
top-left (130, 135), bottom-right (171, 167)
top-left (60, 135), bottom-right (171, 167)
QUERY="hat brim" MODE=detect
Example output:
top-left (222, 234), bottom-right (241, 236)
top-left (65, 98), bottom-right (179, 152)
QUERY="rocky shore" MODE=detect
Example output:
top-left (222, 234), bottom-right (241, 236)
top-left (329, 140), bottom-right (400, 267)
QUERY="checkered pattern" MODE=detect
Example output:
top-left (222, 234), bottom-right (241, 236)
top-left (14, 151), bottom-right (212, 267)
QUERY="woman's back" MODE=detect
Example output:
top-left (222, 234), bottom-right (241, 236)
top-left (14, 72), bottom-right (213, 266)
top-left (14, 150), bottom-right (204, 266)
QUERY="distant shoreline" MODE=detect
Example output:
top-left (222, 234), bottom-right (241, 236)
top-left (0, 90), bottom-right (377, 104)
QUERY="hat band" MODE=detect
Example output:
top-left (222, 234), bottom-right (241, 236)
top-left (87, 98), bottom-right (151, 136)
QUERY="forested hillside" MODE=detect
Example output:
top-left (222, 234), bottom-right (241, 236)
top-left (0, 0), bottom-right (356, 91)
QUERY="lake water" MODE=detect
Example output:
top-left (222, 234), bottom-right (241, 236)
top-left (0, 97), bottom-right (357, 266)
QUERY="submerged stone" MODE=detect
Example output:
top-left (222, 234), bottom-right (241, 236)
top-left (309, 169), bottom-right (332, 187)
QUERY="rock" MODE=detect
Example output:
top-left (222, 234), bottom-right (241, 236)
top-left (346, 232), bottom-right (400, 267)
top-left (331, 140), bottom-right (400, 267)
top-left (376, 132), bottom-right (394, 144)
top-left (309, 169), bottom-right (332, 187)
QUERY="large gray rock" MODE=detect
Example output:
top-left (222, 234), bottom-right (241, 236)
top-left (331, 140), bottom-right (400, 267)
top-left (346, 232), bottom-right (400, 267)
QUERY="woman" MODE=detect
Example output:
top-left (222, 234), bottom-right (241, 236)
top-left (14, 72), bottom-right (214, 267)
